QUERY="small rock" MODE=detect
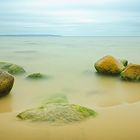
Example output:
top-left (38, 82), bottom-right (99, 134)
top-left (94, 55), bottom-right (126, 75)
top-left (26, 73), bottom-right (46, 79)
top-left (0, 71), bottom-right (14, 97)
top-left (121, 64), bottom-right (140, 81)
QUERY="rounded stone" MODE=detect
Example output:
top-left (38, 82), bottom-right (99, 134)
top-left (121, 64), bottom-right (140, 81)
top-left (94, 55), bottom-right (125, 75)
top-left (0, 71), bottom-right (14, 97)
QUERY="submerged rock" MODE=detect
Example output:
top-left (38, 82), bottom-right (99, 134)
top-left (94, 55), bottom-right (126, 75)
top-left (0, 71), bottom-right (14, 97)
top-left (0, 62), bottom-right (12, 70)
top-left (17, 95), bottom-right (97, 125)
top-left (17, 104), bottom-right (96, 124)
top-left (42, 94), bottom-right (69, 104)
top-left (26, 73), bottom-right (47, 79)
top-left (8, 64), bottom-right (26, 75)
top-left (121, 64), bottom-right (140, 81)
top-left (0, 61), bottom-right (25, 75)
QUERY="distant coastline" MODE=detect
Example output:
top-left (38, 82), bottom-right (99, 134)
top-left (0, 34), bottom-right (61, 37)
top-left (0, 34), bottom-right (139, 37)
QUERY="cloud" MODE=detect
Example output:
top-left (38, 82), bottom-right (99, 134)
top-left (0, 0), bottom-right (140, 35)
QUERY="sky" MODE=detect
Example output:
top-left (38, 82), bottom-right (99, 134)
top-left (0, 0), bottom-right (140, 36)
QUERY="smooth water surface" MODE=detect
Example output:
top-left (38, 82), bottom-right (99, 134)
top-left (0, 36), bottom-right (140, 140)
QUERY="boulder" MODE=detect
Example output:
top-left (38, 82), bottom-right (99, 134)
top-left (94, 55), bottom-right (126, 75)
top-left (0, 71), bottom-right (14, 97)
top-left (121, 64), bottom-right (140, 81)
top-left (17, 95), bottom-right (97, 125)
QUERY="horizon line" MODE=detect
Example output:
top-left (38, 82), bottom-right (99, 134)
top-left (0, 34), bottom-right (140, 37)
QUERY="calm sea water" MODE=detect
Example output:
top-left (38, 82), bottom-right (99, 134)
top-left (0, 36), bottom-right (140, 140)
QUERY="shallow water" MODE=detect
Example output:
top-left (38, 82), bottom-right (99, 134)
top-left (0, 36), bottom-right (140, 140)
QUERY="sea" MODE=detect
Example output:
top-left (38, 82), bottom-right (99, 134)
top-left (0, 36), bottom-right (140, 140)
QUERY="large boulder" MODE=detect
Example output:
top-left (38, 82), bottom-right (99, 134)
top-left (0, 71), bottom-right (14, 97)
top-left (94, 55), bottom-right (127, 75)
top-left (17, 95), bottom-right (97, 125)
top-left (121, 64), bottom-right (140, 81)
top-left (17, 104), bottom-right (96, 124)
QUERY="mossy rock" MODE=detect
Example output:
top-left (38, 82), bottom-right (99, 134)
top-left (121, 64), bottom-right (140, 81)
top-left (0, 61), bottom-right (26, 75)
top-left (26, 73), bottom-right (48, 80)
top-left (8, 64), bottom-right (26, 75)
top-left (0, 62), bottom-right (12, 70)
top-left (17, 95), bottom-right (97, 125)
top-left (17, 104), bottom-right (96, 124)
top-left (0, 71), bottom-right (14, 97)
top-left (94, 55), bottom-right (126, 75)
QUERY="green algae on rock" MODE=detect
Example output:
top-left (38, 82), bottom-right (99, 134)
top-left (0, 61), bottom-right (25, 75)
top-left (8, 64), bottom-right (25, 75)
top-left (17, 95), bottom-right (97, 124)
top-left (0, 62), bottom-right (12, 70)
top-left (121, 64), bottom-right (140, 81)
top-left (0, 71), bottom-right (14, 97)
top-left (94, 55), bottom-right (126, 75)
top-left (26, 73), bottom-right (48, 79)
top-left (17, 103), bottom-right (96, 124)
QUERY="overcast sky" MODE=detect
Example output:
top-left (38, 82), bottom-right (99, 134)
top-left (0, 0), bottom-right (140, 36)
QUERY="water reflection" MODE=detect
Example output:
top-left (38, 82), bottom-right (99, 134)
top-left (86, 72), bottom-right (140, 107)
top-left (0, 94), bottom-right (12, 113)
